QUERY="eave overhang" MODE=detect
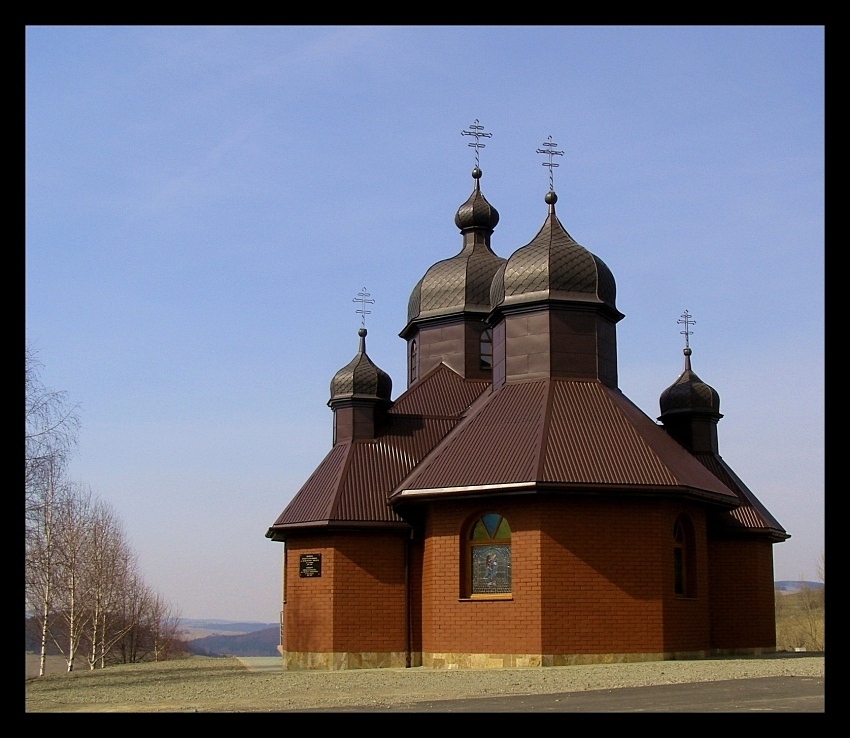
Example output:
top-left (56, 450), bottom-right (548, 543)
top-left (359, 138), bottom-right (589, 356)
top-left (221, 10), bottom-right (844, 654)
top-left (265, 519), bottom-right (412, 542)
top-left (391, 480), bottom-right (741, 509)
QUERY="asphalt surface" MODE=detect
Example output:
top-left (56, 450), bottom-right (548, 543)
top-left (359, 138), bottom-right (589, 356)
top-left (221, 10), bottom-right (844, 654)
top-left (290, 676), bottom-right (824, 713)
top-left (234, 656), bottom-right (824, 713)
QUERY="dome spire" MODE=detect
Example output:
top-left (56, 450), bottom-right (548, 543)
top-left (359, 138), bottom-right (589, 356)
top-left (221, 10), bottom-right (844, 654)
top-left (329, 288), bottom-right (392, 405)
top-left (678, 309), bottom-right (696, 371)
top-left (461, 118), bottom-right (492, 175)
top-left (659, 309), bottom-right (721, 419)
top-left (537, 135), bottom-right (564, 210)
top-left (353, 287), bottom-right (374, 329)
top-left (453, 120), bottom-right (500, 233)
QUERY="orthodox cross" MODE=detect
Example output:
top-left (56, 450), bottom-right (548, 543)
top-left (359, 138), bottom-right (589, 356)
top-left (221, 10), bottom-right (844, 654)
top-left (536, 135), bottom-right (564, 191)
top-left (678, 310), bottom-right (696, 349)
top-left (461, 119), bottom-right (492, 168)
top-left (353, 288), bottom-right (375, 328)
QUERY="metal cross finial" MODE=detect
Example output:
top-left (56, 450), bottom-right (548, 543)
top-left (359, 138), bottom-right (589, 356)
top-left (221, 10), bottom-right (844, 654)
top-left (461, 119), bottom-right (492, 168)
top-left (536, 135), bottom-right (564, 191)
top-left (678, 310), bottom-right (696, 349)
top-left (353, 288), bottom-right (375, 328)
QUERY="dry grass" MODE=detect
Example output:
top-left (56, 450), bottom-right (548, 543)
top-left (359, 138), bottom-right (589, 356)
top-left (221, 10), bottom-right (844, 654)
top-left (775, 586), bottom-right (825, 652)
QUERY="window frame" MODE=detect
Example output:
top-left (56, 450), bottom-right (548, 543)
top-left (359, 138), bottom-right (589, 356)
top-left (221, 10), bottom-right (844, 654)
top-left (673, 513), bottom-right (697, 599)
top-left (479, 328), bottom-right (493, 370)
top-left (462, 512), bottom-right (512, 600)
top-left (409, 339), bottom-right (418, 385)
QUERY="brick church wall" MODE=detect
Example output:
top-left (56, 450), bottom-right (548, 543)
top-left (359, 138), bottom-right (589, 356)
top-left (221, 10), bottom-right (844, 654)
top-left (282, 531), bottom-right (408, 668)
top-left (416, 496), bottom-right (716, 665)
top-left (708, 536), bottom-right (777, 651)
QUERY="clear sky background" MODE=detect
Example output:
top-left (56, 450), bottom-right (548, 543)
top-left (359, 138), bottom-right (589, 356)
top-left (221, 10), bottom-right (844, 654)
top-left (25, 26), bottom-right (824, 623)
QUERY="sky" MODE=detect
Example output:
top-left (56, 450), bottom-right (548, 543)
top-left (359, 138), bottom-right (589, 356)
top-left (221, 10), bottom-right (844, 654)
top-left (25, 25), bottom-right (824, 623)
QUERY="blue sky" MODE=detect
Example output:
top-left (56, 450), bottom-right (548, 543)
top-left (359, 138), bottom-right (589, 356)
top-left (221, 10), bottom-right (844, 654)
top-left (25, 25), bottom-right (824, 622)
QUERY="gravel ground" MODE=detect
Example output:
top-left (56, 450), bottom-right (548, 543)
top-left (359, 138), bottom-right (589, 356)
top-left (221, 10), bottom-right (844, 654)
top-left (24, 653), bottom-right (824, 713)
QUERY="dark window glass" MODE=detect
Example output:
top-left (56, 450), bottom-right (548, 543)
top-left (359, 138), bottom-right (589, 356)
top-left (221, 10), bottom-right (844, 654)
top-left (480, 329), bottom-right (493, 369)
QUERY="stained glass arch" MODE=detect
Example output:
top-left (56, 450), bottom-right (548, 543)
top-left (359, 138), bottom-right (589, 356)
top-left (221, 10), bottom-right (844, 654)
top-left (466, 512), bottom-right (511, 597)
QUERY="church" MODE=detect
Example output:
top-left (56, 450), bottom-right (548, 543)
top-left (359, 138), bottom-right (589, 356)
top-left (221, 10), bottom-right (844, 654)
top-left (265, 127), bottom-right (789, 670)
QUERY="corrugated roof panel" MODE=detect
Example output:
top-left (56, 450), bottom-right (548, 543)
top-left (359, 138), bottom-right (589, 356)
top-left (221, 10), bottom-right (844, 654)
top-left (545, 382), bottom-right (679, 485)
top-left (607, 390), bottom-right (740, 499)
top-left (334, 417), bottom-right (460, 520)
top-left (274, 414), bottom-right (461, 527)
top-left (273, 442), bottom-right (349, 526)
top-left (335, 443), bottom-right (414, 521)
top-left (390, 363), bottom-right (489, 417)
top-left (395, 379), bottom-right (740, 505)
top-left (398, 382), bottom-right (547, 490)
top-left (694, 453), bottom-right (788, 538)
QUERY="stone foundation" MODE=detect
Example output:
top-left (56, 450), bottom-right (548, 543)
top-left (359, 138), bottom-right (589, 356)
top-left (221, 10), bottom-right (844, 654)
top-left (279, 647), bottom-right (774, 670)
top-left (282, 650), bottom-right (408, 670)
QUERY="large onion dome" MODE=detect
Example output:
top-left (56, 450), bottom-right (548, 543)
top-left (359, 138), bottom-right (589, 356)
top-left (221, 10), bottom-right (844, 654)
top-left (659, 347), bottom-right (721, 418)
top-left (329, 328), bottom-right (392, 404)
top-left (490, 190), bottom-right (620, 319)
top-left (405, 168), bottom-right (506, 327)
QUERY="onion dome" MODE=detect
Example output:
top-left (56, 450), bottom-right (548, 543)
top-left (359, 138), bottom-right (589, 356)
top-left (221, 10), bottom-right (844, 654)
top-left (490, 190), bottom-right (620, 319)
top-left (329, 328), bottom-right (392, 404)
top-left (454, 167), bottom-right (500, 232)
top-left (406, 168), bottom-right (506, 326)
top-left (659, 346), bottom-right (721, 417)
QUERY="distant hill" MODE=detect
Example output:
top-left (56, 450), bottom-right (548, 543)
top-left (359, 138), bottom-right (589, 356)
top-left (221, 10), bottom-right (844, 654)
top-left (775, 580), bottom-right (824, 594)
top-left (178, 619), bottom-right (277, 638)
top-left (186, 626), bottom-right (280, 657)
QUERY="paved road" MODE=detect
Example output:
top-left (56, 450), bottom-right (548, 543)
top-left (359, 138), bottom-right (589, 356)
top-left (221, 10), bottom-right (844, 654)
top-left (289, 676), bottom-right (824, 713)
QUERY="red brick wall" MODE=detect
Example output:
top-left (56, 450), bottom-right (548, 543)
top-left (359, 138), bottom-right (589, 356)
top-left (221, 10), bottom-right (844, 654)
top-left (283, 531), bottom-right (408, 654)
top-left (418, 496), bottom-right (715, 657)
top-left (708, 536), bottom-right (777, 650)
top-left (283, 536), bottom-right (336, 653)
top-left (419, 499), bottom-right (543, 655)
top-left (281, 501), bottom-right (775, 662)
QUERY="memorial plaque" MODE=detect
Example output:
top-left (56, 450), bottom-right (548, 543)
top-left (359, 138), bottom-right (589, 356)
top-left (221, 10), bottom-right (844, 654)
top-left (299, 553), bottom-right (322, 577)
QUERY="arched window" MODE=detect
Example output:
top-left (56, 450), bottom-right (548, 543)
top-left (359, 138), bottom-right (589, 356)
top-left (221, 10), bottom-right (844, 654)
top-left (673, 514), bottom-right (696, 598)
top-left (479, 328), bottom-right (493, 369)
top-left (466, 513), bottom-right (511, 598)
top-left (409, 339), bottom-right (418, 385)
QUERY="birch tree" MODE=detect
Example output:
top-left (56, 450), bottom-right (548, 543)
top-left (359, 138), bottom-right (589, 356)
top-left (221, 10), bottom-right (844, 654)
top-left (25, 346), bottom-right (79, 529)
top-left (24, 462), bottom-right (66, 677)
top-left (51, 483), bottom-right (96, 672)
top-left (81, 500), bottom-right (137, 670)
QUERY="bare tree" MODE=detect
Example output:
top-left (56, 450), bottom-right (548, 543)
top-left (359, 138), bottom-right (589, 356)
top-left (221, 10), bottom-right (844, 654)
top-left (147, 592), bottom-right (182, 662)
top-left (25, 347), bottom-right (80, 525)
top-left (25, 348), bottom-right (186, 670)
top-left (80, 500), bottom-right (138, 670)
top-left (50, 483), bottom-right (96, 672)
top-left (24, 461), bottom-right (66, 677)
top-left (113, 569), bottom-right (156, 664)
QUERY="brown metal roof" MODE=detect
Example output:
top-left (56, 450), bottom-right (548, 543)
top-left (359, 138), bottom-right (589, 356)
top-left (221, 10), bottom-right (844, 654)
top-left (389, 363), bottom-right (489, 417)
top-left (390, 378), bottom-right (739, 506)
top-left (266, 365), bottom-right (488, 538)
top-left (694, 453), bottom-right (789, 541)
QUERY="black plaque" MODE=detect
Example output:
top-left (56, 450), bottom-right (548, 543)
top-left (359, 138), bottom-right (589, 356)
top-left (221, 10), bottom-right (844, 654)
top-left (299, 553), bottom-right (322, 578)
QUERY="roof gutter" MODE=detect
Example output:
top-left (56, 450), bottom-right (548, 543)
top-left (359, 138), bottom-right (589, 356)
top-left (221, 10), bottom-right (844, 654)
top-left (391, 481), bottom-right (740, 509)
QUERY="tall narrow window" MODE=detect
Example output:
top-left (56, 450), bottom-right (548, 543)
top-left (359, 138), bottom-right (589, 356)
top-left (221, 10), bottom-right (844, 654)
top-left (466, 513), bottom-right (511, 598)
top-left (673, 514), bottom-right (696, 598)
top-left (409, 339), bottom-right (418, 385)
top-left (479, 328), bottom-right (493, 369)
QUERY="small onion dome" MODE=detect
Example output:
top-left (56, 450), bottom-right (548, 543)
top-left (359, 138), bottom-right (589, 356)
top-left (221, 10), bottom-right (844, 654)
top-left (329, 328), bottom-right (392, 404)
top-left (454, 167), bottom-right (500, 232)
top-left (490, 190), bottom-right (620, 318)
top-left (406, 169), bottom-right (505, 326)
top-left (659, 347), bottom-right (721, 417)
